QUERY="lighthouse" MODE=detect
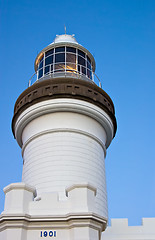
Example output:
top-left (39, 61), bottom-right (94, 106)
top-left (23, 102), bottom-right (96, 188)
top-left (0, 34), bottom-right (116, 240)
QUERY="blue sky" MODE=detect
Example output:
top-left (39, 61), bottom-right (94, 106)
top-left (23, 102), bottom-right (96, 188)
top-left (0, 0), bottom-right (155, 226)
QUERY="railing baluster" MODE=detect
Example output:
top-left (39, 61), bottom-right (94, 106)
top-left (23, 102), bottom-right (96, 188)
top-left (28, 69), bottom-right (102, 89)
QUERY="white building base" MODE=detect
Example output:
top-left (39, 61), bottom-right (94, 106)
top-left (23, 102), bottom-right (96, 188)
top-left (102, 218), bottom-right (155, 240)
top-left (0, 182), bottom-right (107, 240)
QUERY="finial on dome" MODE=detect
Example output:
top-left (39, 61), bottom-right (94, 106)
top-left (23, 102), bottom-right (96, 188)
top-left (64, 25), bottom-right (66, 35)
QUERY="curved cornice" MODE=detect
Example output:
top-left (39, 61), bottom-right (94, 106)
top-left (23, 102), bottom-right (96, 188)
top-left (12, 78), bottom-right (117, 139)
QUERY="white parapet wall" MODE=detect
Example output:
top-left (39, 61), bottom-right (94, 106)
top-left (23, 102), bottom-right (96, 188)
top-left (102, 218), bottom-right (155, 240)
top-left (0, 182), bottom-right (107, 240)
top-left (2, 183), bottom-right (155, 240)
top-left (3, 183), bottom-right (36, 214)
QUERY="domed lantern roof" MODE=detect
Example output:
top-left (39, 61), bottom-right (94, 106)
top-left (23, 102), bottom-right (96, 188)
top-left (51, 34), bottom-right (78, 44)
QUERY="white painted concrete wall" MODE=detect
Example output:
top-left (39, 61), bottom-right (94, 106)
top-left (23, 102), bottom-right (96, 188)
top-left (2, 96), bottom-right (115, 240)
top-left (22, 129), bottom-right (107, 217)
top-left (14, 98), bottom-right (114, 218)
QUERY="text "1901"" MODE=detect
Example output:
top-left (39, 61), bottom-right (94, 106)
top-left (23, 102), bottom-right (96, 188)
top-left (40, 231), bottom-right (56, 237)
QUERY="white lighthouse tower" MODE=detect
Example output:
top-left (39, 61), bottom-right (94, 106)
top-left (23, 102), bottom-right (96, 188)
top-left (0, 34), bottom-right (116, 240)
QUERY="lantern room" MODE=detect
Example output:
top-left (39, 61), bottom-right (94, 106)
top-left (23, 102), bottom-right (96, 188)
top-left (34, 34), bottom-right (96, 82)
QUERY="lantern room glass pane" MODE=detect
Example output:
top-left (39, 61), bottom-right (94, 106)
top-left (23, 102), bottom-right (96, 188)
top-left (87, 56), bottom-right (91, 70)
top-left (39, 60), bottom-right (43, 69)
top-left (87, 69), bottom-right (92, 79)
top-left (38, 69), bottom-right (43, 78)
top-left (78, 49), bottom-right (85, 58)
top-left (45, 49), bottom-right (54, 57)
top-left (55, 47), bottom-right (65, 53)
top-left (78, 55), bottom-right (85, 66)
top-left (45, 55), bottom-right (53, 65)
top-left (45, 66), bottom-right (50, 74)
top-left (66, 47), bottom-right (76, 53)
top-left (66, 53), bottom-right (76, 63)
top-left (66, 63), bottom-right (77, 72)
top-left (55, 53), bottom-right (65, 63)
top-left (78, 65), bottom-right (81, 73)
top-left (87, 56), bottom-right (91, 64)
top-left (87, 61), bottom-right (91, 70)
top-left (82, 66), bottom-right (86, 75)
top-left (55, 63), bottom-right (65, 71)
